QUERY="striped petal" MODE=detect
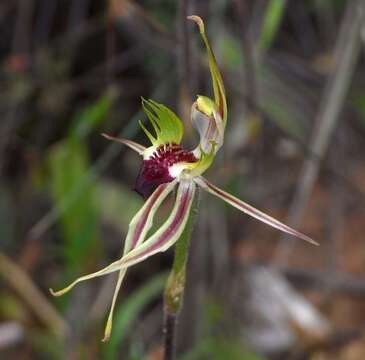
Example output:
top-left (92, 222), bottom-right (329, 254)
top-left (59, 180), bottom-right (195, 281)
top-left (101, 179), bottom-right (194, 340)
top-left (50, 181), bottom-right (177, 340)
top-left (195, 177), bottom-right (318, 246)
top-left (124, 180), bottom-right (178, 253)
top-left (101, 133), bottom-right (146, 154)
top-left (119, 179), bottom-right (196, 267)
top-left (102, 180), bottom-right (177, 341)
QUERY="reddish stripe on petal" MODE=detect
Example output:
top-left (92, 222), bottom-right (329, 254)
top-left (198, 177), bottom-right (318, 245)
top-left (129, 184), bottom-right (167, 251)
top-left (101, 133), bottom-right (146, 154)
top-left (124, 183), bottom-right (194, 264)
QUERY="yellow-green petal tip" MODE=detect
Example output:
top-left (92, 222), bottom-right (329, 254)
top-left (187, 15), bottom-right (205, 34)
top-left (49, 288), bottom-right (60, 297)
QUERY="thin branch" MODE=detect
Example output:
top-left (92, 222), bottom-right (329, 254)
top-left (177, 0), bottom-right (193, 122)
top-left (234, 0), bottom-right (258, 112)
top-left (179, 0), bottom-right (192, 98)
top-left (227, 75), bottom-right (365, 211)
top-left (13, 0), bottom-right (34, 55)
top-left (274, 0), bottom-right (365, 264)
top-left (0, 252), bottom-right (69, 337)
top-left (163, 312), bottom-right (178, 360)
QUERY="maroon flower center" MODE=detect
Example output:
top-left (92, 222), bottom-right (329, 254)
top-left (135, 143), bottom-right (197, 199)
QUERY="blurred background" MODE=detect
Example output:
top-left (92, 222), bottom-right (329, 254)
top-left (1, 0), bottom-right (365, 359)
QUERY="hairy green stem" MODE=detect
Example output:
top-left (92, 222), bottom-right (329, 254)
top-left (163, 191), bottom-right (199, 360)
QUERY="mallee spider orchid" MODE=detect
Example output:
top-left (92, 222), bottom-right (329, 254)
top-left (50, 15), bottom-right (318, 341)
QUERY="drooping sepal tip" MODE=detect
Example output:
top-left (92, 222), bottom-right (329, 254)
top-left (102, 319), bottom-right (112, 342)
top-left (188, 15), bottom-right (227, 125)
top-left (49, 287), bottom-right (69, 297)
top-left (187, 15), bottom-right (204, 34)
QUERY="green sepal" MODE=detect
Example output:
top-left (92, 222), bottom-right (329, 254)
top-left (188, 16), bottom-right (227, 126)
top-left (140, 98), bottom-right (184, 146)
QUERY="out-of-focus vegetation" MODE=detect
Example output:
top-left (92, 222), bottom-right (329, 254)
top-left (1, 0), bottom-right (365, 359)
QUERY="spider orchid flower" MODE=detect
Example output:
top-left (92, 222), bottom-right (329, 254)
top-left (50, 15), bottom-right (318, 341)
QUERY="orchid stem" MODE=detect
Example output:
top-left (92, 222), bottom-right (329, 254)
top-left (163, 191), bottom-right (199, 360)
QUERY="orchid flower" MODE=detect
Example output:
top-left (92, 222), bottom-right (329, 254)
top-left (50, 15), bottom-right (317, 341)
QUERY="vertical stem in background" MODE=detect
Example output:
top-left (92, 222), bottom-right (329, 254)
top-left (0, 252), bottom-right (69, 337)
top-left (274, 0), bottom-right (364, 265)
top-left (177, 0), bottom-right (193, 122)
top-left (13, 0), bottom-right (34, 55)
top-left (235, 0), bottom-right (263, 187)
top-left (163, 193), bottom-right (199, 360)
top-left (0, 0), bottom-right (34, 173)
top-left (106, 1), bottom-right (116, 86)
top-left (234, 0), bottom-right (258, 113)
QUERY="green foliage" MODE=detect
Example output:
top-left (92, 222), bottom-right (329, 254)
top-left (0, 185), bottom-right (14, 249)
top-left (352, 95), bottom-right (365, 129)
top-left (219, 34), bottom-right (243, 70)
top-left (48, 91), bottom-right (114, 270)
top-left (48, 139), bottom-right (99, 270)
top-left (69, 89), bottom-right (116, 140)
top-left (97, 180), bottom-right (143, 233)
top-left (259, 0), bottom-right (287, 50)
top-left (264, 100), bottom-right (305, 139)
top-left (103, 272), bottom-right (168, 360)
top-left (177, 294), bottom-right (263, 360)
top-left (28, 329), bottom-right (65, 360)
top-left (180, 337), bottom-right (263, 360)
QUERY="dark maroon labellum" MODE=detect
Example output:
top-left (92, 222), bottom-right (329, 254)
top-left (134, 144), bottom-right (197, 199)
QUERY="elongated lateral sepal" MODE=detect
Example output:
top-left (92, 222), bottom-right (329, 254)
top-left (195, 177), bottom-right (318, 246)
top-left (101, 133), bottom-right (146, 154)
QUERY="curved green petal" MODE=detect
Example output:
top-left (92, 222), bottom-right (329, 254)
top-left (188, 16), bottom-right (227, 170)
top-left (140, 98), bottom-right (184, 147)
top-left (188, 15), bottom-right (227, 125)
